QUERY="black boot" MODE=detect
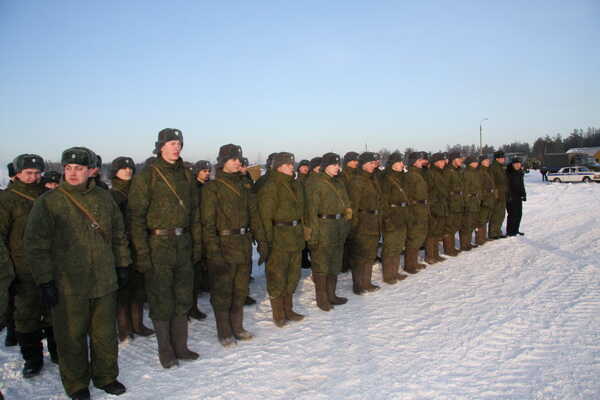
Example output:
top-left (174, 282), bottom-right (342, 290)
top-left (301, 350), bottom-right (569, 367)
top-left (327, 275), bottom-right (347, 305)
top-left (214, 310), bottom-right (236, 347)
top-left (98, 380), bottom-right (126, 395)
top-left (4, 316), bottom-right (17, 347)
top-left (131, 303), bottom-right (154, 337)
top-left (230, 306), bottom-right (253, 341)
top-left (301, 247), bottom-right (312, 269)
top-left (244, 296), bottom-right (256, 306)
top-left (18, 330), bottom-right (44, 378)
top-left (70, 388), bottom-right (91, 400)
top-left (44, 327), bottom-right (59, 364)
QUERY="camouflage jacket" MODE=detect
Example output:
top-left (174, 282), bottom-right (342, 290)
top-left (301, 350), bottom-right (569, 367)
top-left (489, 161), bottom-right (508, 199)
top-left (381, 169), bottom-right (410, 231)
top-left (258, 170), bottom-right (305, 251)
top-left (0, 179), bottom-right (45, 275)
top-left (463, 166), bottom-right (482, 213)
top-left (445, 166), bottom-right (465, 214)
top-left (25, 180), bottom-right (131, 298)
top-left (478, 166), bottom-right (496, 208)
top-left (348, 169), bottom-right (385, 237)
top-left (201, 170), bottom-right (260, 264)
top-left (128, 157), bottom-right (203, 270)
top-left (304, 172), bottom-right (351, 247)
top-left (110, 178), bottom-right (131, 228)
top-left (425, 165), bottom-right (449, 217)
top-left (404, 166), bottom-right (430, 220)
top-left (339, 166), bottom-right (358, 188)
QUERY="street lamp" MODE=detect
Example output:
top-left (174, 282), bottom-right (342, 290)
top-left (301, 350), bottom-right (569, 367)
top-left (479, 118), bottom-right (488, 155)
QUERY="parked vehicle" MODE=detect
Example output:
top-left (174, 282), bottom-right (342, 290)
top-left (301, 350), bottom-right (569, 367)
top-left (548, 166), bottom-right (600, 183)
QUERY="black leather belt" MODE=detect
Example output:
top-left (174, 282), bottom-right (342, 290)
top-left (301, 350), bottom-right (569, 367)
top-left (273, 220), bottom-right (301, 227)
top-left (318, 213), bottom-right (342, 220)
top-left (389, 202), bottom-right (408, 208)
top-left (449, 191), bottom-right (463, 195)
top-left (412, 200), bottom-right (428, 205)
top-left (218, 227), bottom-right (251, 236)
top-left (488, 189), bottom-right (496, 193)
top-left (148, 227), bottom-right (188, 236)
top-left (466, 193), bottom-right (478, 197)
top-left (359, 209), bottom-right (380, 215)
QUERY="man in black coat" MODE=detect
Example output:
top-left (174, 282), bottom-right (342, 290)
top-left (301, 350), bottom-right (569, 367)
top-left (506, 158), bottom-right (526, 236)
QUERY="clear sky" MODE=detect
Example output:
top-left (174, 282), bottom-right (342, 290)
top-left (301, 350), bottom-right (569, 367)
top-left (1, 0), bottom-right (598, 164)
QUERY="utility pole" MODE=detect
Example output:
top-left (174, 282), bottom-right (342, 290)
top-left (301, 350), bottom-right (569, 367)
top-left (479, 118), bottom-right (488, 155)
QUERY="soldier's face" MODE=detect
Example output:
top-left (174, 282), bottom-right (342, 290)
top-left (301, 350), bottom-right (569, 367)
top-left (391, 162), bottom-right (404, 172)
top-left (470, 162), bottom-right (479, 169)
top-left (16, 168), bottom-right (42, 184)
top-left (362, 161), bottom-right (377, 173)
top-left (452, 159), bottom-right (463, 168)
top-left (197, 169), bottom-right (210, 182)
top-left (482, 159), bottom-right (490, 167)
top-left (45, 182), bottom-right (59, 190)
top-left (497, 157), bottom-right (506, 164)
top-left (434, 160), bottom-right (446, 169)
top-left (513, 162), bottom-right (522, 170)
top-left (298, 165), bottom-right (309, 175)
top-left (223, 158), bottom-right (241, 173)
top-left (312, 166), bottom-right (321, 174)
top-left (116, 167), bottom-right (133, 181)
top-left (347, 160), bottom-right (358, 169)
top-left (324, 163), bottom-right (340, 177)
top-left (64, 164), bottom-right (89, 186)
top-left (277, 163), bottom-right (294, 176)
top-left (161, 140), bottom-right (182, 163)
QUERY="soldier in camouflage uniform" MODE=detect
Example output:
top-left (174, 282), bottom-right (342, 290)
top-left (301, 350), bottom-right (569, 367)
top-left (189, 160), bottom-right (212, 320)
top-left (110, 156), bottom-right (155, 341)
top-left (89, 154), bottom-right (109, 190)
top-left (309, 156), bottom-right (322, 175)
top-left (0, 154), bottom-right (57, 378)
top-left (488, 151), bottom-right (508, 239)
top-left (460, 156), bottom-right (483, 249)
top-left (476, 155), bottom-right (496, 245)
top-left (202, 144), bottom-right (260, 346)
top-left (296, 159), bottom-right (311, 269)
top-left (304, 153), bottom-right (351, 310)
top-left (424, 152), bottom-right (449, 265)
top-left (380, 152), bottom-right (409, 284)
top-left (128, 129), bottom-right (202, 369)
top-left (339, 151), bottom-right (359, 273)
top-left (403, 152), bottom-right (429, 274)
top-left (347, 152), bottom-right (384, 294)
top-left (258, 152), bottom-right (306, 326)
top-left (25, 147), bottom-right (131, 400)
top-left (253, 153), bottom-right (276, 195)
top-left (240, 157), bottom-right (257, 306)
top-left (443, 152), bottom-right (465, 256)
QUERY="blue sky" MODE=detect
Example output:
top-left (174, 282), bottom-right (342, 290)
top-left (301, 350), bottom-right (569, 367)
top-left (1, 0), bottom-right (598, 164)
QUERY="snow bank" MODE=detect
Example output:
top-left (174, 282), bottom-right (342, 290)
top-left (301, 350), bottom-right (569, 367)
top-left (2, 174), bottom-right (600, 399)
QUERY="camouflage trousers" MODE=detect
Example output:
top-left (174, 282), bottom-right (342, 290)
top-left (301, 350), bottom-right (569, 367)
top-left (145, 261), bottom-right (194, 321)
top-left (350, 234), bottom-right (380, 267)
top-left (427, 215), bottom-right (447, 239)
top-left (310, 244), bottom-right (344, 275)
top-left (478, 205), bottom-right (493, 227)
top-left (52, 291), bottom-right (118, 397)
top-left (14, 273), bottom-right (51, 333)
top-left (208, 259), bottom-right (250, 312)
top-left (489, 196), bottom-right (507, 237)
top-left (406, 218), bottom-right (428, 250)
top-left (265, 249), bottom-right (301, 299)
top-left (382, 224), bottom-right (407, 259)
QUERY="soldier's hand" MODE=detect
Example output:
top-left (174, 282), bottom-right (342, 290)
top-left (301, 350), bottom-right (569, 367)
top-left (116, 267), bottom-right (129, 289)
top-left (40, 281), bottom-right (59, 308)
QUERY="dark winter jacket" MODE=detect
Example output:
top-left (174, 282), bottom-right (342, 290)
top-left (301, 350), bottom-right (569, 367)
top-left (506, 165), bottom-right (526, 202)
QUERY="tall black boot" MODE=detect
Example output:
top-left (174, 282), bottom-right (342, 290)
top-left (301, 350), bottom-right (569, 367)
top-left (4, 317), bottom-right (17, 347)
top-left (18, 330), bottom-right (44, 378)
top-left (170, 316), bottom-right (199, 360)
top-left (151, 320), bottom-right (178, 369)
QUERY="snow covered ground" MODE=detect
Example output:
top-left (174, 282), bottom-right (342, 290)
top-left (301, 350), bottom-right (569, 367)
top-left (2, 174), bottom-right (600, 399)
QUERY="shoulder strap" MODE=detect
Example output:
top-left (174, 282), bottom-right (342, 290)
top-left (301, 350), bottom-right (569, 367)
top-left (322, 178), bottom-right (347, 208)
top-left (215, 178), bottom-right (241, 197)
top-left (10, 189), bottom-right (36, 202)
top-left (151, 166), bottom-right (186, 209)
top-left (57, 187), bottom-right (108, 242)
top-left (388, 175), bottom-right (406, 196)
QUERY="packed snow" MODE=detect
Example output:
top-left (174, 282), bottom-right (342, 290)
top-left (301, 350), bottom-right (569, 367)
top-left (2, 174), bottom-right (600, 399)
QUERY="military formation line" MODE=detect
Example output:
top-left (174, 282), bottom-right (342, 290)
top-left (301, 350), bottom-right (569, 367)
top-left (0, 128), bottom-right (527, 400)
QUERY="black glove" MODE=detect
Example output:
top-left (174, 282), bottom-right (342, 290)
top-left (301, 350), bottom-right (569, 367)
top-left (116, 267), bottom-right (129, 289)
top-left (40, 281), bottom-right (59, 308)
top-left (521, 195), bottom-right (527, 202)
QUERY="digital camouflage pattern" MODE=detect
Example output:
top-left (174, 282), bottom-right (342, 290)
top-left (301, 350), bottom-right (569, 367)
top-left (381, 169), bottom-right (410, 258)
top-left (425, 164), bottom-right (449, 239)
top-left (489, 160), bottom-right (508, 237)
top-left (0, 179), bottom-right (49, 333)
top-left (128, 157), bottom-right (202, 320)
top-left (201, 170), bottom-right (260, 311)
top-left (477, 165), bottom-right (496, 226)
top-left (461, 165), bottom-right (483, 232)
top-left (444, 165), bottom-right (465, 236)
top-left (304, 172), bottom-right (351, 275)
top-left (258, 170), bottom-right (305, 298)
top-left (404, 166), bottom-right (429, 250)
